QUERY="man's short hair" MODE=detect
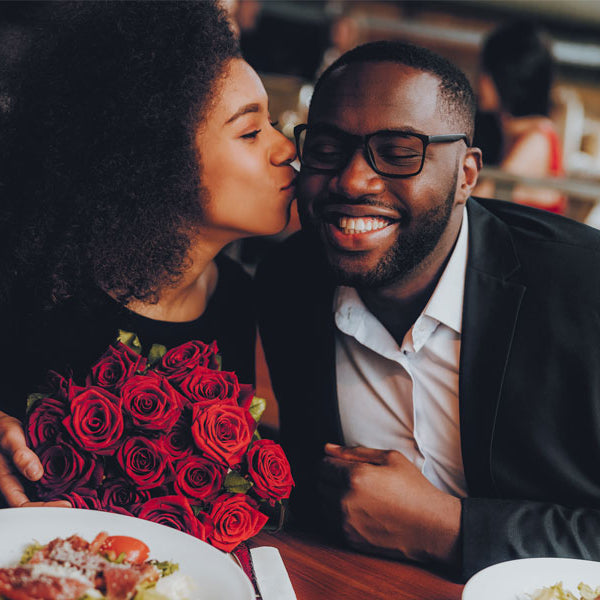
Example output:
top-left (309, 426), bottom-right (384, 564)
top-left (313, 40), bottom-right (476, 143)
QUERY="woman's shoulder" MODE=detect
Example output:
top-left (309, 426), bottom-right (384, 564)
top-left (503, 117), bottom-right (558, 176)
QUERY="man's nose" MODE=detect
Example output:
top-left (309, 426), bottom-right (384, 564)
top-left (331, 149), bottom-right (385, 198)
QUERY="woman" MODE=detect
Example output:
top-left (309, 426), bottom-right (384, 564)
top-left (475, 20), bottom-right (566, 214)
top-left (0, 2), bottom-right (295, 506)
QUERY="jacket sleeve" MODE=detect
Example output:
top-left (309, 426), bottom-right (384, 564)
top-left (461, 497), bottom-right (600, 581)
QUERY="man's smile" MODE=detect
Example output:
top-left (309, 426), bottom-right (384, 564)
top-left (316, 202), bottom-right (402, 251)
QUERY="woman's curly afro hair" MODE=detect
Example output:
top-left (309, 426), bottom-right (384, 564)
top-left (0, 1), bottom-right (240, 307)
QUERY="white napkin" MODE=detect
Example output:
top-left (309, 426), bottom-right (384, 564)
top-left (250, 546), bottom-right (297, 600)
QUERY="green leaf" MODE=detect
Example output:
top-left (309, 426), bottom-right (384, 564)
top-left (20, 541), bottom-right (43, 564)
top-left (147, 343), bottom-right (167, 366)
top-left (26, 393), bottom-right (45, 413)
top-left (224, 471), bottom-right (253, 494)
top-left (117, 329), bottom-right (142, 354)
top-left (215, 354), bottom-right (223, 371)
top-left (191, 504), bottom-right (207, 517)
top-left (149, 560), bottom-right (179, 578)
top-left (249, 396), bottom-right (266, 423)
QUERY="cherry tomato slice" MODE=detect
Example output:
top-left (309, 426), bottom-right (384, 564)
top-left (98, 535), bottom-right (150, 564)
top-left (89, 532), bottom-right (110, 554)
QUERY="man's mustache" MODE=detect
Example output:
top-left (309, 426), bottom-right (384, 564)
top-left (311, 192), bottom-right (398, 213)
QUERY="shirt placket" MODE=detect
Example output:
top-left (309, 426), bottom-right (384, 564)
top-left (398, 315), bottom-right (440, 474)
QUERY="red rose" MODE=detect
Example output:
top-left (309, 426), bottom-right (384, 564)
top-left (86, 343), bottom-right (147, 391)
top-left (45, 371), bottom-right (71, 400)
top-left (237, 384), bottom-right (255, 410)
top-left (26, 397), bottom-right (69, 449)
top-left (157, 340), bottom-right (219, 383)
top-left (121, 372), bottom-right (183, 431)
top-left (100, 477), bottom-right (151, 513)
top-left (138, 496), bottom-right (213, 541)
top-left (117, 436), bottom-right (170, 489)
top-left (63, 387), bottom-right (124, 455)
top-left (57, 489), bottom-right (102, 510)
top-left (35, 443), bottom-right (103, 499)
top-left (191, 404), bottom-right (255, 468)
top-left (178, 367), bottom-right (240, 408)
top-left (247, 440), bottom-right (294, 505)
top-left (174, 456), bottom-right (225, 501)
top-left (208, 494), bottom-right (268, 552)
top-left (159, 416), bottom-right (194, 462)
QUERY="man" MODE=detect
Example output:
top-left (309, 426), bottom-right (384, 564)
top-left (255, 41), bottom-right (600, 581)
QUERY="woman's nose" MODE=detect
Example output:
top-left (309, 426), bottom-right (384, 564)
top-left (271, 129), bottom-right (296, 166)
top-left (332, 149), bottom-right (385, 198)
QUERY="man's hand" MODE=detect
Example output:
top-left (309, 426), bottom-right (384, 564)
top-left (320, 443), bottom-right (461, 567)
top-left (0, 411), bottom-right (69, 507)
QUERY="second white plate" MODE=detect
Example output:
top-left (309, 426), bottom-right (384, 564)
top-left (462, 557), bottom-right (600, 600)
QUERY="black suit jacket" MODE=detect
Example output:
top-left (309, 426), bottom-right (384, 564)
top-left (256, 197), bottom-right (600, 581)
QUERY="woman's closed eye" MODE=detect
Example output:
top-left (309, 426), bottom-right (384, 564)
top-left (240, 120), bottom-right (279, 140)
top-left (241, 129), bottom-right (261, 140)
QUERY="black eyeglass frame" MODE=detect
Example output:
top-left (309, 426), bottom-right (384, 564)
top-left (293, 124), bottom-right (469, 179)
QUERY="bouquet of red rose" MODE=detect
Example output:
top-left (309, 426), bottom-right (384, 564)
top-left (25, 331), bottom-right (294, 553)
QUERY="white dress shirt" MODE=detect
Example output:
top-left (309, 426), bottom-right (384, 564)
top-left (334, 208), bottom-right (469, 497)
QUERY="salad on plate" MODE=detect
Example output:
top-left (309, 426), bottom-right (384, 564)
top-left (0, 532), bottom-right (195, 600)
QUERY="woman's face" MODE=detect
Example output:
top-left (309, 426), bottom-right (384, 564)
top-left (196, 59), bottom-right (296, 244)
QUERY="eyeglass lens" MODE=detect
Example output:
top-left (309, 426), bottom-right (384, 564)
top-left (298, 129), bottom-right (425, 176)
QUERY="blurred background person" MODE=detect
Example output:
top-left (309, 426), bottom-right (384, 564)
top-left (222, 0), bottom-right (262, 38)
top-left (474, 20), bottom-right (566, 214)
top-left (315, 13), bottom-right (360, 78)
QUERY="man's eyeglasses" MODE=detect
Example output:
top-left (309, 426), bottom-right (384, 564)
top-left (294, 124), bottom-right (469, 178)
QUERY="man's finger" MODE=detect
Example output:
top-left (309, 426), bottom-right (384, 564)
top-left (0, 414), bottom-right (43, 480)
top-left (324, 443), bottom-right (389, 465)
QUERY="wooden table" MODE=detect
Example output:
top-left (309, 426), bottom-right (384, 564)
top-left (251, 529), bottom-right (464, 600)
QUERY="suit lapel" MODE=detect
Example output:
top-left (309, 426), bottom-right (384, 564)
top-left (459, 199), bottom-right (525, 496)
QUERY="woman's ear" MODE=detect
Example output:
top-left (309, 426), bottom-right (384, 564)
top-left (456, 147), bottom-right (482, 205)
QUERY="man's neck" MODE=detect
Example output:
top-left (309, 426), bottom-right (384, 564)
top-left (357, 211), bottom-right (464, 346)
top-left (358, 268), bottom-right (444, 347)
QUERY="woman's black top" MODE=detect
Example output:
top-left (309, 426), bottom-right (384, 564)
top-left (0, 254), bottom-right (256, 422)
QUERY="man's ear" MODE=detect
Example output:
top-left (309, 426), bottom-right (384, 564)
top-left (456, 147), bottom-right (482, 205)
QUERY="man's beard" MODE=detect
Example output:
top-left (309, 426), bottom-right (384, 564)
top-left (304, 174), bottom-right (458, 290)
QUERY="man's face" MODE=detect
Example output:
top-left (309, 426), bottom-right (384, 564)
top-left (297, 62), bottom-right (470, 289)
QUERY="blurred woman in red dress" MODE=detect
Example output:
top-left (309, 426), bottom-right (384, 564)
top-left (475, 20), bottom-right (566, 214)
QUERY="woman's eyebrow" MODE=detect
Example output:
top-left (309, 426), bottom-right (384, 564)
top-left (224, 103), bottom-right (261, 125)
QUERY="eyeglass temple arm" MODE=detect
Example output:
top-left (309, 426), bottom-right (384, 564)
top-left (428, 134), bottom-right (469, 145)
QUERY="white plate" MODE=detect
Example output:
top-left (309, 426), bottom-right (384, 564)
top-left (462, 557), bottom-right (600, 600)
top-left (0, 507), bottom-right (254, 600)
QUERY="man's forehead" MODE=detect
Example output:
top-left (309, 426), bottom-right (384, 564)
top-left (309, 62), bottom-right (442, 131)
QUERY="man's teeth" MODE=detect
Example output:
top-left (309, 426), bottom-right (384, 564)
top-left (338, 216), bottom-right (390, 234)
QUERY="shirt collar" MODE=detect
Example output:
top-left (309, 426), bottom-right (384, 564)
top-left (422, 206), bottom-right (469, 334)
